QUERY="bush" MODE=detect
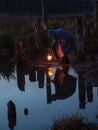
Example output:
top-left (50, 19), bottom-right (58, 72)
top-left (0, 33), bottom-right (15, 49)
top-left (0, 33), bottom-right (15, 58)
top-left (50, 114), bottom-right (98, 130)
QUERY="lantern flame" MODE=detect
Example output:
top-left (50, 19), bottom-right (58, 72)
top-left (47, 53), bottom-right (52, 61)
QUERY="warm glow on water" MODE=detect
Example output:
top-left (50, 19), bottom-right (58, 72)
top-left (0, 63), bottom-right (98, 130)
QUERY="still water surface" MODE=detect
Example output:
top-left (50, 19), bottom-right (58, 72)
top-left (0, 61), bottom-right (98, 130)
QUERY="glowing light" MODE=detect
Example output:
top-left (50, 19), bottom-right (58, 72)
top-left (48, 67), bottom-right (53, 77)
top-left (47, 53), bottom-right (52, 61)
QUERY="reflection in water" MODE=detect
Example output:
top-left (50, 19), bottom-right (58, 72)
top-left (17, 59), bottom-right (98, 110)
top-left (16, 57), bottom-right (78, 104)
top-left (78, 68), bottom-right (98, 109)
top-left (1, 56), bottom-right (98, 109)
top-left (28, 64), bottom-right (36, 82)
top-left (0, 61), bottom-right (15, 81)
top-left (24, 108), bottom-right (29, 116)
top-left (48, 67), bottom-right (77, 102)
top-left (37, 67), bottom-right (45, 88)
top-left (47, 67), bottom-right (53, 78)
top-left (0, 57), bottom-right (98, 110)
top-left (78, 72), bottom-right (86, 109)
top-left (86, 84), bottom-right (93, 103)
top-left (0, 57), bottom-right (98, 129)
top-left (7, 100), bottom-right (16, 130)
top-left (46, 70), bottom-right (52, 104)
top-left (16, 61), bottom-right (25, 91)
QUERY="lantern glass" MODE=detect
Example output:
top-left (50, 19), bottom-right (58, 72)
top-left (47, 53), bottom-right (52, 61)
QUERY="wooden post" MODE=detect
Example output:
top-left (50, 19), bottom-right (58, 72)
top-left (41, 0), bottom-right (48, 30)
top-left (76, 15), bottom-right (85, 61)
top-left (94, 0), bottom-right (96, 28)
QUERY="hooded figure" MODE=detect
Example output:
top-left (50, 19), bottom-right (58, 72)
top-left (47, 29), bottom-right (77, 63)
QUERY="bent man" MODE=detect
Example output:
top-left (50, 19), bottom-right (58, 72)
top-left (47, 28), bottom-right (77, 64)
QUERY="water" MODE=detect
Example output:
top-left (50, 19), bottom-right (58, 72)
top-left (0, 61), bottom-right (98, 130)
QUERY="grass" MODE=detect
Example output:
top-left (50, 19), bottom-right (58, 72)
top-left (50, 114), bottom-right (98, 130)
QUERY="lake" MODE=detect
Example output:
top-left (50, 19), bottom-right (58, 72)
top-left (0, 60), bottom-right (98, 130)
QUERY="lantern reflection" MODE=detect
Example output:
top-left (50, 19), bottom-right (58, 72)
top-left (47, 67), bottom-right (53, 78)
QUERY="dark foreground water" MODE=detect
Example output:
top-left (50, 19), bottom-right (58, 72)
top-left (0, 61), bottom-right (98, 130)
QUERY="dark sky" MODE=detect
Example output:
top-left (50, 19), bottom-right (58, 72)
top-left (0, 0), bottom-right (64, 14)
top-left (0, 0), bottom-right (42, 14)
top-left (0, 0), bottom-right (95, 15)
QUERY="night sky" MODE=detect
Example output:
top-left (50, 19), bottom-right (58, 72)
top-left (0, 0), bottom-right (42, 14)
top-left (0, 0), bottom-right (95, 15)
